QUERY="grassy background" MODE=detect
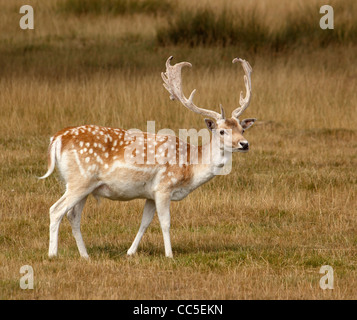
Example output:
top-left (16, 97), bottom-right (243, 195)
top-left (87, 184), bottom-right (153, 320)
top-left (0, 0), bottom-right (356, 299)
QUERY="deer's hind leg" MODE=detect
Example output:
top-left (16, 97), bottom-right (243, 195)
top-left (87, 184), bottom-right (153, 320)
top-left (67, 196), bottom-right (89, 259)
top-left (48, 183), bottom-right (97, 258)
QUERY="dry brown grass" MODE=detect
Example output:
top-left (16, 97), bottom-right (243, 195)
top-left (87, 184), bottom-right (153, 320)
top-left (0, 0), bottom-right (356, 300)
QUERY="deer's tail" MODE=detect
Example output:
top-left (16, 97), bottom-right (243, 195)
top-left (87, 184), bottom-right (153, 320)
top-left (38, 136), bottom-right (60, 180)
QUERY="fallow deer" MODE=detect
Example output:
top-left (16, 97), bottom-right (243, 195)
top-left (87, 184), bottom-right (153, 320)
top-left (40, 57), bottom-right (256, 258)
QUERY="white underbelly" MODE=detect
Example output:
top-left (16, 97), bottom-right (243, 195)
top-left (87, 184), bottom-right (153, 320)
top-left (93, 182), bottom-right (153, 201)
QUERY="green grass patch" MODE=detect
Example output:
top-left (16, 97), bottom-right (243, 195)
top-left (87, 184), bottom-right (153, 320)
top-left (57, 0), bottom-right (172, 16)
top-left (157, 8), bottom-right (267, 49)
top-left (157, 5), bottom-right (357, 50)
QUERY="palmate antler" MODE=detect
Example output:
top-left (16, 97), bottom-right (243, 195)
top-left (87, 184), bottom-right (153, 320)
top-left (162, 56), bottom-right (252, 121)
top-left (161, 56), bottom-right (223, 121)
top-left (231, 58), bottom-right (252, 119)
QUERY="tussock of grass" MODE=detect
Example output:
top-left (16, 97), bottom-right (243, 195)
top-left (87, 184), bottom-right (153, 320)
top-left (157, 4), bottom-right (357, 50)
top-left (271, 2), bottom-right (357, 50)
top-left (157, 8), bottom-right (267, 49)
top-left (57, 0), bottom-right (172, 15)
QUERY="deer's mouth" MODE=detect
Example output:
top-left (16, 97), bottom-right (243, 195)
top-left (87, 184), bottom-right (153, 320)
top-left (223, 146), bottom-right (249, 153)
top-left (233, 145), bottom-right (249, 152)
top-left (238, 146), bottom-right (249, 152)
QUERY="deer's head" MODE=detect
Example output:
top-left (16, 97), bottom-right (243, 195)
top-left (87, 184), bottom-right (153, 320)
top-left (162, 57), bottom-right (256, 153)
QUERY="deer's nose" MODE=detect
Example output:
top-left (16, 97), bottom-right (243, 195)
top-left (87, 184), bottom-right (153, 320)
top-left (239, 141), bottom-right (249, 150)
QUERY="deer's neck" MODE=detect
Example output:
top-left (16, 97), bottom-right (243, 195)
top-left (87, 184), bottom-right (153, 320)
top-left (191, 139), bottom-right (232, 189)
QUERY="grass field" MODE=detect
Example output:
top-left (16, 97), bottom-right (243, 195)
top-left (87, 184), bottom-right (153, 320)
top-left (0, 0), bottom-right (356, 299)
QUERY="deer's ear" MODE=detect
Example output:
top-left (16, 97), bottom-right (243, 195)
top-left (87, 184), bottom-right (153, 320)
top-left (204, 119), bottom-right (216, 132)
top-left (240, 118), bottom-right (256, 130)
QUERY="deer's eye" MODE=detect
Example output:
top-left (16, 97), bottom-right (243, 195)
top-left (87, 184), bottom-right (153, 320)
top-left (242, 129), bottom-right (245, 134)
top-left (220, 130), bottom-right (225, 135)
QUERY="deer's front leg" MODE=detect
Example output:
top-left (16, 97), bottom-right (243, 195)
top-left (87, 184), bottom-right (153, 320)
top-left (155, 192), bottom-right (173, 258)
top-left (127, 199), bottom-right (156, 256)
